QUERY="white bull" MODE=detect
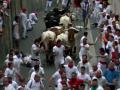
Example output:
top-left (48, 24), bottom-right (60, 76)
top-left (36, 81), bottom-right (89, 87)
top-left (60, 15), bottom-right (72, 29)
top-left (41, 26), bottom-right (63, 64)
top-left (41, 30), bottom-right (56, 51)
top-left (42, 30), bottom-right (56, 42)
top-left (41, 30), bottom-right (56, 64)
top-left (41, 26), bottom-right (64, 50)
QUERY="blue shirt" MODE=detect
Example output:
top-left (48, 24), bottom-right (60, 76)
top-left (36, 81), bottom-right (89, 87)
top-left (104, 69), bottom-right (119, 84)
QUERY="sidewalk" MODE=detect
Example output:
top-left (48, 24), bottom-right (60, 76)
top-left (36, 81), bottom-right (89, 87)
top-left (110, 0), bottom-right (120, 15)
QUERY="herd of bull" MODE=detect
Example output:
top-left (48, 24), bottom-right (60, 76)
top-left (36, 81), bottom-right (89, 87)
top-left (40, 8), bottom-right (81, 64)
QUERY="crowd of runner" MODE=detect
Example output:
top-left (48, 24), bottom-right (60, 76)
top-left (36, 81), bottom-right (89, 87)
top-left (0, 0), bottom-right (120, 90)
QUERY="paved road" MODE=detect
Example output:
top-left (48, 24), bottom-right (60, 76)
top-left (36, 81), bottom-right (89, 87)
top-left (0, 0), bottom-right (102, 89)
top-left (0, 0), bottom-right (119, 89)
top-left (18, 2), bottom-right (100, 90)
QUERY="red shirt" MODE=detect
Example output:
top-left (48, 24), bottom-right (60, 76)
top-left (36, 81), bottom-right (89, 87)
top-left (69, 78), bottom-right (84, 90)
top-left (73, 0), bottom-right (81, 8)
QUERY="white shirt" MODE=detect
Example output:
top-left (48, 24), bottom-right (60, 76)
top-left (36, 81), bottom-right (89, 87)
top-left (97, 76), bottom-right (107, 87)
top-left (17, 85), bottom-right (27, 90)
top-left (30, 67), bottom-right (44, 77)
top-left (31, 44), bottom-right (40, 60)
top-left (57, 82), bottom-right (63, 90)
top-left (5, 84), bottom-right (15, 90)
top-left (78, 73), bottom-right (91, 90)
top-left (27, 79), bottom-right (44, 90)
top-left (26, 19), bottom-right (32, 30)
top-left (114, 34), bottom-right (119, 42)
top-left (64, 65), bottom-right (79, 79)
top-left (0, 77), bottom-right (3, 86)
top-left (0, 16), bottom-right (3, 29)
top-left (3, 1), bottom-right (8, 9)
top-left (80, 36), bottom-right (86, 44)
top-left (89, 68), bottom-right (102, 78)
top-left (13, 21), bottom-right (20, 39)
top-left (4, 59), bottom-right (13, 66)
top-left (118, 44), bottom-right (120, 53)
top-left (20, 12), bottom-right (27, 25)
top-left (104, 5), bottom-right (112, 14)
top-left (53, 45), bottom-right (65, 62)
top-left (79, 43), bottom-right (89, 55)
top-left (57, 78), bottom-right (69, 84)
top-left (4, 68), bottom-right (15, 79)
top-left (57, 79), bottom-right (69, 90)
top-left (77, 61), bottom-right (92, 74)
top-left (81, 2), bottom-right (90, 11)
top-left (29, 13), bottom-right (38, 25)
top-left (29, 67), bottom-right (44, 80)
top-left (12, 80), bottom-right (18, 90)
top-left (13, 55), bottom-right (23, 73)
top-left (52, 70), bottom-right (62, 85)
top-left (30, 71), bottom-right (38, 80)
top-left (106, 41), bottom-right (113, 51)
top-left (62, 0), bottom-right (68, 6)
top-left (78, 73), bottom-right (91, 81)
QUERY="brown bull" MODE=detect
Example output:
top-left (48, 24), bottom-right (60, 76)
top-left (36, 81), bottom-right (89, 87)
top-left (50, 26), bottom-right (64, 35)
top-left (67, 27), bottom-right (79, 56)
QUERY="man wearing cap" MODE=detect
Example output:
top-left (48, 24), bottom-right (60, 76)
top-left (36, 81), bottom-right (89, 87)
top-left (89, 77), bottom-right (104, 90)
top-left (95, 70), bottom-right (107, 87)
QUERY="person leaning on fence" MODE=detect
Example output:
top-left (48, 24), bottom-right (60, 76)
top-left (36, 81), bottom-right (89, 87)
top-left (12, 16), bottom-right (20, 49)
top-left (20, 8), bottom-right (28, 39)
top-left (0, 12), bottom-right (4, 36)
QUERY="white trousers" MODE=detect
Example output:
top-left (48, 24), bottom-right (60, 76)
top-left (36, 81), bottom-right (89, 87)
top-left (45, 1), bottom-right (52, 11)
top-left (54, 59), bottom-right (64, 70)
top-left (22, 23), bottom-right (27, 38)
